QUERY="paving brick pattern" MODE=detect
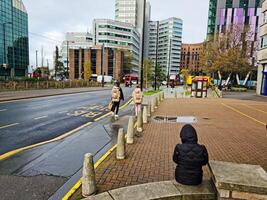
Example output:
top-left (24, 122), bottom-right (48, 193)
top-left (94, 98), bottom-right (267, 193)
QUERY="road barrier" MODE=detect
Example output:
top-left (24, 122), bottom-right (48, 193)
top-left (0, 80), bottom-right (101, 91)
top-left (116, 128), bottom-right (126, 160)
top-left (82, 153), bottom-right (97, 197)
top-left (126, 116), bottom-right (135, 144)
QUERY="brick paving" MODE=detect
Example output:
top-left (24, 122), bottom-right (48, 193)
top-left (92, 97), bottom-right (267, 194)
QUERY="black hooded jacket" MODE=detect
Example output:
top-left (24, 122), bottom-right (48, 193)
top-left (173, 124), bottom-right (209, 185)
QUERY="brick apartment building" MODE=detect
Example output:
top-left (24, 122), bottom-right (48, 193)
top-left (180, 43), bottom-right (203, 73)
top-left (69, 45), bottom-right (124, 81)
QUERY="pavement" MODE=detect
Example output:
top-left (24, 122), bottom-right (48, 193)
top-left (71, 91), bottom-right (267, 199)
top-left (0, 87), bottom-right (111, 102)
top-left (0, 87), bottom-right (133, 200)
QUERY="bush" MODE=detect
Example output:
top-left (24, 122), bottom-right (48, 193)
top-left (143, 90), bottom-right (161, 96)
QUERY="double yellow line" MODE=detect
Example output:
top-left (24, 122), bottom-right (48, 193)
top-left (0, 99), bottom-right (132, 161)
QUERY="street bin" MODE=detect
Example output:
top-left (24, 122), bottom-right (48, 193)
top-left (191, 77), bottom-right (208, 98)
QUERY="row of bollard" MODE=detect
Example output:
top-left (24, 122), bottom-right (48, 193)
top-left (81, 91), bottom-right (165, 197)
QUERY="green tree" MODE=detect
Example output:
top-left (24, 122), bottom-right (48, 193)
top-left (123, 50), bottom-right (134, 74)
top-left (200, 25), bottom-right (254, 84)
top-left (84, 61), bottom-right (92, 81)
top-left (149, 64), bottom-right (165, 90)
top-left (143, 59), bottom-right (153, 88)
top-left (54, 46), bottom-right (65, 80)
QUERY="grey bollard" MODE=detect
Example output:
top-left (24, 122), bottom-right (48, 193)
top-left (116, 128), bottom-right (126, 159)
top-left (151, 99), bottom-right (155, 113)
top-left (143, 106), bottom-right (148, 124)
top-left (155, 96), bottom-right (159, 107)
top-left (159, 92), bottom-right (163, 102)
top-left (127, 116), bottom-right (135, 144)
top-left (162, 91), bottom-right (165, 99)
top-left (82, 153), bottom-right (97, 197)
top-left (137, 109), bottom-right (143, 132)
top-left (147, 103), bottom-right (151, 117)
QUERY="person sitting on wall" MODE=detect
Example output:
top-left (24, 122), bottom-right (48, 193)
top-left (173, 124), bottom-right (209, 185)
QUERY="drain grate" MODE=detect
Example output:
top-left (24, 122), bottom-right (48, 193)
top-left (153, 116), bottom-right (197, 123)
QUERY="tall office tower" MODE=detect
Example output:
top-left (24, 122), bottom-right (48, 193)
top-left (115, 0), bottom-right (149, 31)
top-left (148, 18), bottom-right (183, 76)
top-left (93, 19), bottom-right (141, 74)
top-left (0, 0), bottom-right (29, 79)
top-left (207, 0), bottom-right (262, 64)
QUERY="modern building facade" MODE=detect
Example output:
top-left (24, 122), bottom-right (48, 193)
top-left (115, 0), bottom-right (149, 32)
top-left (207, 0), bottom-right (262, 65)
top-left (0, 0), bottom-right (29, 79)
top-left (148, 18), bottom-right (183, 76)
top-left (181, 43), bottom-right (203, 73)
top-left (69, 46), bottom-right (124, 81)
top-left (93, 19), bottom-right (140, 74)
top-left (257, 0), bottom-right (267, 96)
top-left (59, 32), bottom-right (93, 69)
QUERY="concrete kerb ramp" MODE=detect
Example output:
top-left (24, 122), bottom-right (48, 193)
top-left (82, 161), bottom-right (267, 200)
top-left (82, 180), bottom-right (215, 200)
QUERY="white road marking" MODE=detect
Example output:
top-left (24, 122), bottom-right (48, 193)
top-left (34, 116), bottom-right (48, 120)
top-left (58, 111), bottom-right (68, 114)
top-left (0, 109), bottom-right (7, 112)
top-left (0, 123), bottom-right (19, 130)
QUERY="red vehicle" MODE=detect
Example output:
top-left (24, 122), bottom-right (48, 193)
top-left (123, 74), bottom-right (139, 87)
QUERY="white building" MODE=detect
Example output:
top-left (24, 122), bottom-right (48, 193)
top-left (148, 17), bottom-right (183, 75)
top-left (257, 0), bottom-right (267, 96)
top-left (93, 19), bottom-right (140, 74)
top-left (59, 32), bottom-right (93, 68)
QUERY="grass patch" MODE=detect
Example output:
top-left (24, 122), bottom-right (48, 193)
top-left (143, 90), bottom-right (161, 96)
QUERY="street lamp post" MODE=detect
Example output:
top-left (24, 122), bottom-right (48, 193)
top-left (140, 0), bottom-right (146, 91)
top-left (101, 43), bottom-right (105, 87)
top-left (155, 20), bottom-right (159, 91)
top-left (167, 38), bottom-right (172, 87)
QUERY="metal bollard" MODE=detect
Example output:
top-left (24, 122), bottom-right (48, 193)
top-left (137, 109), bottom-right (143, 132)
top-left (143, 106), bottom-right (148, 124)
top-left (116, 128), bottom-right (126, 159)
top-left (127, 116), bottom-right (135, 144)
top-left (82, 153), bottom-right (97, 197)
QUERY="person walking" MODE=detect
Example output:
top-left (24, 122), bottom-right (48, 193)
top-left (132, 85), bottom-right (143, 116)
top-left (111, 81), bottom-right (124, 120)
top-left (173, 124), bottom-right (209, 185)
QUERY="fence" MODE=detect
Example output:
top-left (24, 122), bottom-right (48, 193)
top-left (0, 80), bottom-right (102, 91)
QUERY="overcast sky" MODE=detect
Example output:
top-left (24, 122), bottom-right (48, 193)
top-left (23, 0), bottom-right (209, 69)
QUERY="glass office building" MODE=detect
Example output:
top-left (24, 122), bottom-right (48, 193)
top-left (0, 0), bottom-right (29, 79)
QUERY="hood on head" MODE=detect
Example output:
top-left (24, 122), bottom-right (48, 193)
top-left (180, 124), bottom-right (198, 143)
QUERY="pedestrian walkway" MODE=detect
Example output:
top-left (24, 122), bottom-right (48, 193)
top-left (89, 97), bottom-right (267, 195)
top-left (0, 87), bottom-right (110, 102)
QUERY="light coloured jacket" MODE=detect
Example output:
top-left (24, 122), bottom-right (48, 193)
top-left (132, 88), bottom-right (143, 104)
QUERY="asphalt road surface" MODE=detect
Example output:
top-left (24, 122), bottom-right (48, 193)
top-left (0, 87), bottom-right (133, 155)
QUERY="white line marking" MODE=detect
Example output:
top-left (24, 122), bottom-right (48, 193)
top-left (0, 109), bottom-right (7, 112)
top-left (0, 123), bottom-right (19, 130)
top-left (58, 111), bottom-right (68, 114)
top-left (34, 116), bottom-right (48, 120)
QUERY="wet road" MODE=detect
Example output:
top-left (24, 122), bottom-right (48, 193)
top-left (0, 87), bottom-right (133, 155)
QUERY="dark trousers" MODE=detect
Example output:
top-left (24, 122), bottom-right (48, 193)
top-left (111, 101), bottom-right (120, 114)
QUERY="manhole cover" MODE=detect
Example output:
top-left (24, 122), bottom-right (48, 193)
top-left (153, 116), bottom-right (197, 123)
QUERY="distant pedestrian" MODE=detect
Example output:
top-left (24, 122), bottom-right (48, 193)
top-left (173, 124), bottom-right (209, 185)
top-left (132, 85), bottom-right (143, 116)
top-left (111, 81), bottom-right (124, 120)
